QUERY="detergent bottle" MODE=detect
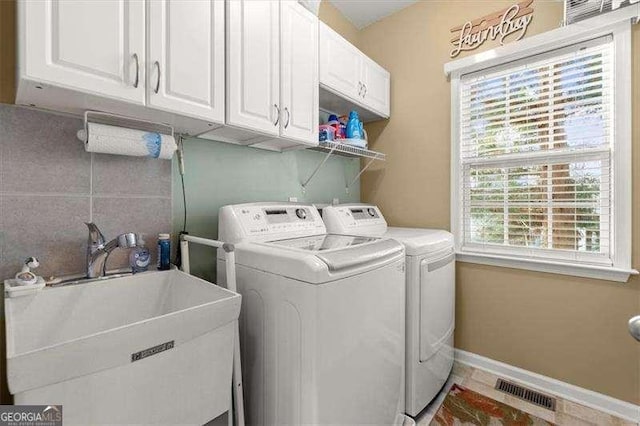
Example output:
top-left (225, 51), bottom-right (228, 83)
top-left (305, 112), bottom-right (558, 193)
top-left (345, 111), bottom-right (362, 139)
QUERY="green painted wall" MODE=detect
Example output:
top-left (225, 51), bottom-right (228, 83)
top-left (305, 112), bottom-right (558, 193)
top-left (172, 137), bottom-right (361, 281)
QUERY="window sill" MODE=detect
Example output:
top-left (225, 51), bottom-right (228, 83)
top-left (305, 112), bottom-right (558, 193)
top-left (456, 251), bottom-right (638, 283)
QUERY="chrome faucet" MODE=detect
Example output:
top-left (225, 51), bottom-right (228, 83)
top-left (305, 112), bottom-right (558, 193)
top-left (86, 223), bottom-right (140, 278)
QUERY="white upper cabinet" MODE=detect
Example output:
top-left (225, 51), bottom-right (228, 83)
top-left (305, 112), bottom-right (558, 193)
top-left (319, 22), bottom-right (390, 119)
top-left (225, 0), bottom-right (318, 146)
top-left (18, 0), bottom-right (331, 149)
top-left (19, 0), bottom-right (145, 104)
top-left (280, 1), bottom-right (319, 144)
top-left (360, 56), bottom-right (390, 117)
top-left (147, 0), bottom-right (225, 123)
top-left (226, 0), bottom-right (281, 136)
top-left (319, 22), bottom-right (361, 102)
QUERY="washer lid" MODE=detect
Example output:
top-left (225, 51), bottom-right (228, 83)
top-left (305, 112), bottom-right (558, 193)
top-left (384, 227), bottom-right (453, 256)
top-left (267, 234), bottom-right (380, 251)
top-left (266, 234), bottom-right (403, 272)
top-left (233, 236), bottom-right (404, 283)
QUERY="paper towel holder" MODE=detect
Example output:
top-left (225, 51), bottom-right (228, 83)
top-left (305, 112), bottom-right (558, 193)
top-left (77, 111), bottom-right (175, 142)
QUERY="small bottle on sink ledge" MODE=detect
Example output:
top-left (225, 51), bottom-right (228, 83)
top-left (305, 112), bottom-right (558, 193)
top-left (157, 233), bottom-right (171, 271)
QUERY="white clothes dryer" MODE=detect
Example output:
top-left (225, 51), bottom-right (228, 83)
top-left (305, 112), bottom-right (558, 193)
top-left (322, 204), bottom-right (455, 417)
top-left (217, 202), bottom-right (407, 425)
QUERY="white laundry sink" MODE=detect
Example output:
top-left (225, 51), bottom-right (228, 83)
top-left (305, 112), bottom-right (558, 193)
top-left (5, 269), bottom-right (241, 425)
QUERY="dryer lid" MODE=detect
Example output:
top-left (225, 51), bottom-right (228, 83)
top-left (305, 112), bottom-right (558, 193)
top-left (315, 238), bottom-right (403, 272)
top-left (384, 227), bottom-right (453, 256)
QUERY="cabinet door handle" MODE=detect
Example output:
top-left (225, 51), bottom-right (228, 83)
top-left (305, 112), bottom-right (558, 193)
top-left (363, 83), bottom-right (367, 98)
top-left (153, 61), bottom-right (161, 94)
top-left (284, 107), bottom-right (290, 129)
top-left (273, 104), bottom-right (280, 126)
top-left (132, 53), bottom-right (140, 88)
top-left (357, 81), bottom-right (362, 96)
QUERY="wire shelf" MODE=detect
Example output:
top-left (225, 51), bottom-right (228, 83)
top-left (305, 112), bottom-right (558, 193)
top-left (309, 141), bottom-right (386, 160)
top-left (302, 140), bottom-right (386, 192)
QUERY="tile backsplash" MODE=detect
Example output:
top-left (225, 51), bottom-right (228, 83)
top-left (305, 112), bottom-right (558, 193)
top-left (0, 104), bottom-right (172, 281)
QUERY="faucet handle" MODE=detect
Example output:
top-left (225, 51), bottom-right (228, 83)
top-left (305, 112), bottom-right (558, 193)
top-left (85, 222), bottom-right (106, 248)
top-left (117, 233), bottom-right (139, 248)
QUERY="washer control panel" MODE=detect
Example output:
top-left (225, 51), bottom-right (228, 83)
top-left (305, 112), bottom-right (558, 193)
top-left (350, 207), bottom-right (380, 220)
top-left (221, 204), bottom-right (326, 242)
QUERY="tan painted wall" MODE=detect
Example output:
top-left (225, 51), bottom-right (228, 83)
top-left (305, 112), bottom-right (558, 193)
top-left (319, 0), bottom-right (360, 46)
top-left (359, 0), bottom-right (640, 404)
top-left (0, 0), bottom-right (15, 104)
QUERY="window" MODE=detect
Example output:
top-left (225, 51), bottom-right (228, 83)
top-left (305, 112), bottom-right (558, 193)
top-left (449, 21), bottom-right (634, 282)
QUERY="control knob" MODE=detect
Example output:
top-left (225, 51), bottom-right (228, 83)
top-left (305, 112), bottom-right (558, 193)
top-left (295, 208), bottom-right (307, 219)
top-left (367, 208), bottom-right (376, 217)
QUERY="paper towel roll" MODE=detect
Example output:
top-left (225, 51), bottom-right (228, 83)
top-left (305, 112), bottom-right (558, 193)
top-left (79, 123), bottom-right (177, 160)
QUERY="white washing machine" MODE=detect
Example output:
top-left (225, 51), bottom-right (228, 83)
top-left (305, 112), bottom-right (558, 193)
top-left (322, 204), bottom-right (455, 417)
top-left (216, 202), bottom-right (408, 426)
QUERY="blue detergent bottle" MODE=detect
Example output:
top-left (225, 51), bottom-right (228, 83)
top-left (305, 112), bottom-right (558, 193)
top-left (345, 111), bottom-right (362, 139)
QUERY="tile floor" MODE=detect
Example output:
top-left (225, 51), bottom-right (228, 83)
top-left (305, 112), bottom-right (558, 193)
top-left (414, 362), bottom-right (638, 426)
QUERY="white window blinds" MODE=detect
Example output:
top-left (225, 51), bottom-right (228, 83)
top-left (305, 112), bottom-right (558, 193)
top-left (458, 37), bottom-right (614, 265)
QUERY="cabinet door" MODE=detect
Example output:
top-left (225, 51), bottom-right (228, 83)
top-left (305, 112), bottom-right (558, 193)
top-left (319, 22), bottom-right (361, 102)
top-left (361, 56), bottom-right (390, 117)
top-left (280, 1), bottom-right (318, 145)
top-left (147, 0), bottom-right (224, 123)
top-left (20, 0), bottom-right (145, 104)
top-left (227, 0), bottom-right (280, 136)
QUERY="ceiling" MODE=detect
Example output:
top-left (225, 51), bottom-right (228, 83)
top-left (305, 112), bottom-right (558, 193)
top-left (328, 0), bottom-right (420, 29)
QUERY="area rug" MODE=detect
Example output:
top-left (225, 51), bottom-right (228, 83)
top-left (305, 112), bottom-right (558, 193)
top-left (430, 383), bottom-right (554, 425)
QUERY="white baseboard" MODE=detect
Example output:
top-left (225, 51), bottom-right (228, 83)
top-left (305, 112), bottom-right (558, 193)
top-left (454, 349), bottom-right (640, 423)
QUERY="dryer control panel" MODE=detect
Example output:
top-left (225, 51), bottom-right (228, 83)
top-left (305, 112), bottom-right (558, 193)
top-left (219, 203), bottom-right (326, 243)
top-left (322, 204), bottom-right (388, 236)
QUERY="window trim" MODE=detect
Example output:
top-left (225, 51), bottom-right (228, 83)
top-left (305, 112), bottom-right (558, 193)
top-left (447, 17), bottom-right (637, 282)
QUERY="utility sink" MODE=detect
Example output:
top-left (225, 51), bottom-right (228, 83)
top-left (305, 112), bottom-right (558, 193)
top-left (5, 269), bottom-right (241, 425)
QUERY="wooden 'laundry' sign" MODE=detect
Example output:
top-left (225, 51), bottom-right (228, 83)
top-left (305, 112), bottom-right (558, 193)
top-left (449, 0), bottom-right (534, 58)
